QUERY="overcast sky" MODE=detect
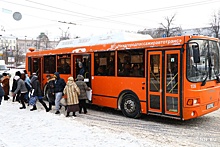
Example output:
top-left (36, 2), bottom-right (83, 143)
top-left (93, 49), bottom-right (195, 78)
top-left (0, 0), bottom-right (220, 40)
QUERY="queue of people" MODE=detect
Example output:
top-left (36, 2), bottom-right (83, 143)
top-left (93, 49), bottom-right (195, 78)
top-left (0, 69), bottom-right (91, 118)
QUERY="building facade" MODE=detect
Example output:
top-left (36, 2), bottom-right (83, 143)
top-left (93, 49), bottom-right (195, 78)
top-left (0, 32), bottom-right (59, 66)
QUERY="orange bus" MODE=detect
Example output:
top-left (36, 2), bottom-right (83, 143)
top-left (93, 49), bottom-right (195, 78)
top-left (25, 32), bottom-right (220, 120)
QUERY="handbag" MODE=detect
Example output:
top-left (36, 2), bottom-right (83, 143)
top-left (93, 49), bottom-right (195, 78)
top-left (60, 98), bottom-right (67, 106)
top-left (29, 96), bottom-right (37, 106)
top-left (86, 89), bottom-right (92, 101)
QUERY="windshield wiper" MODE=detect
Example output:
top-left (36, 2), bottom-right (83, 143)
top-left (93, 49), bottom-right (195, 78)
top-left (201, 73), bottom-right (208, 86)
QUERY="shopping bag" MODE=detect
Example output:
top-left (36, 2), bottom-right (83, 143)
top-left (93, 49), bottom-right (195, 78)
top-left (60, 98), bottom-right (67, 106)
top-left (86, 89), bottom-right (92, 101)
top-left (29, 96), bottom-right (37, 106)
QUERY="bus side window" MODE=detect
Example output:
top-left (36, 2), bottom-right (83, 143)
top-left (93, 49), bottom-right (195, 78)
top-left (130, 64), bottom-right (142, 77)
top-left (57, 55), bottom-right (71, 74)
top-left (94, 51), bottom-right (115, 76)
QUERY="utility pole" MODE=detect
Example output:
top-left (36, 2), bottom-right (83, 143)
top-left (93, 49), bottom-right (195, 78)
top-left (16, 37), bottom-right (18, 67)
top-left (59, 27), bottom-right (70, 40)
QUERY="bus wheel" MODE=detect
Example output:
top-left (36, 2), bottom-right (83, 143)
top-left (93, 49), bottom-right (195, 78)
top-left (121, 94), bottom-right (141, 118)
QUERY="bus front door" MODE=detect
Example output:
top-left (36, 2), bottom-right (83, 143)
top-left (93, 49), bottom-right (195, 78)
top-left (147, 50), bottom-right (181, 118)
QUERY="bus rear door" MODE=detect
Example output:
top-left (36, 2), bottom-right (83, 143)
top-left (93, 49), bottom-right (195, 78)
top-left (73, 54), bottom-right (91, 87)
top-left (29, 57), bottom-right (43, 87)
top-left (147, 49), bottom-right (182, 118)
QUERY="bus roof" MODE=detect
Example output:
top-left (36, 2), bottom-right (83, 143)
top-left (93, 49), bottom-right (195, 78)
top-left (55, 32), bottom-right (153, 49)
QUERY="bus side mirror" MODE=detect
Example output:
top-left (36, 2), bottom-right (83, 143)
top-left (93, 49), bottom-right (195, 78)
top-left (192, 45), bottom-right (200, 63)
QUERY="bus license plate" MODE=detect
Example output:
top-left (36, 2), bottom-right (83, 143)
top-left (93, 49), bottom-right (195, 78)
top-left (206, 103), bottom-right (214, 109)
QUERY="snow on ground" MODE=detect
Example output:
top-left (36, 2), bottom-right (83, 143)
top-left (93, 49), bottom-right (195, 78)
top-left (0, 100), bottom-right (165, 147)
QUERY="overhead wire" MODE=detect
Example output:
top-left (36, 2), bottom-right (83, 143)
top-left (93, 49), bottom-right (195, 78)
top-left (24, 0), bottom-right (220, 23)
top-left (0, 0), bottom-right (219, 32)
top-left (24, 0), bottom-right (148, 28)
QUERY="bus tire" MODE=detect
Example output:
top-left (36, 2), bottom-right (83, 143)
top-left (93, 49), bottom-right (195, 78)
top-left (120, 94), bottom-right (141, 118)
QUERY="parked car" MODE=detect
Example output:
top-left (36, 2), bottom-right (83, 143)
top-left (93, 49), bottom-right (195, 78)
top-left (16, 64), bottom-right (25, 69)
top-left (0, 64), bottom-right (10, 78)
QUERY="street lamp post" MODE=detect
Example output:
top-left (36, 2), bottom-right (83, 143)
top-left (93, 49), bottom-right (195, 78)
top-left (25, 36), bottom-right (27, 52)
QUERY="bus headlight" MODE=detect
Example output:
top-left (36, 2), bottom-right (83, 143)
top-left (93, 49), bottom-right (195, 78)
top-left (193, 99), bottom-right (198, 104)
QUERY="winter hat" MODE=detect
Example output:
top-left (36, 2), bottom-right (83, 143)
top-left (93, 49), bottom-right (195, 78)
top-left (15, 71), bottom-right (21, 77)
top-left (76, 75), bottom-right (84, 81)
top-left (68, 77), bottom-right (74, 81)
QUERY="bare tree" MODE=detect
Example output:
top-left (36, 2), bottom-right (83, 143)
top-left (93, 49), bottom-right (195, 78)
top-left (160, 14), bottom-right (182, 37)
top-left (15, 43), bottom-right (25, 66)
top-left (194, 28), bottom-right (202, 35)
top-left (209, 10), bottom-right (220, 38)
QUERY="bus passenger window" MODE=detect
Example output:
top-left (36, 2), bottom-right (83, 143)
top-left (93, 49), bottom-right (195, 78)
top-left (94, 51), bottom-right (115, 76)
top-left (118, 49), bottom-right (144, 77)
top-left (44, 56), bottom-right (56, 74)
top-left (57, 54), bottom-right (71, 74)
top-left (130, 64), bottom-right (142, 77)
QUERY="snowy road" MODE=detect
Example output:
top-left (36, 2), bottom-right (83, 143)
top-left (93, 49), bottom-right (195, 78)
top-left (0, 98), bottom-right (219, 147)
top-left (1, 68), bottom-right (219, 147)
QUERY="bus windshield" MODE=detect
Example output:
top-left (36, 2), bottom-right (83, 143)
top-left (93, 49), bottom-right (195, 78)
top-left (187, 39), bottom-right (220, 82)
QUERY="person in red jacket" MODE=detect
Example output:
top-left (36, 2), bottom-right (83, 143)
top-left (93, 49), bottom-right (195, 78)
top-left (1, 73), bottom-right (10, 101)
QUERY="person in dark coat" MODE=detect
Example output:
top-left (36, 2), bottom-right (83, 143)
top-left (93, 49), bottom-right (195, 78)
top-left (0, 84), bottom-right (5, 105)
top-left (30, 75), bottom-right (49, 112)
top-left (12, 73), bottom-right (28, 109)
top-left (75, 75), bottom-right (90, 114)
top-left (1, 73), bottom-right (10, 100)
top-left (11, 71), bottom-right (21, 102)
top-left (78, 62), bottom-right (85, 76)
top-left (54, 72), bottom-right (66, 114)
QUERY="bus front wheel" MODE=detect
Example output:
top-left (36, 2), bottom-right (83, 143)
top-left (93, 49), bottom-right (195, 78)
top-left (120, 94), bottom-right (141, 118)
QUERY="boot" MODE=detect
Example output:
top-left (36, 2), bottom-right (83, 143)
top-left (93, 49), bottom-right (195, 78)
top-left (30, 105), bottom-right (37, 111)
top-left (48, 103), bottom-right (52, 110)
top-left (55, 111), bottom-right (60, 114)
top-left (73, 112), bottom-right (76, 117)
top-left (4, 96), bottom-right (8, 101)
top-left (66, 112), bottom-right (70, 117)
top-left (39, 100), bottom-right (50, 112)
